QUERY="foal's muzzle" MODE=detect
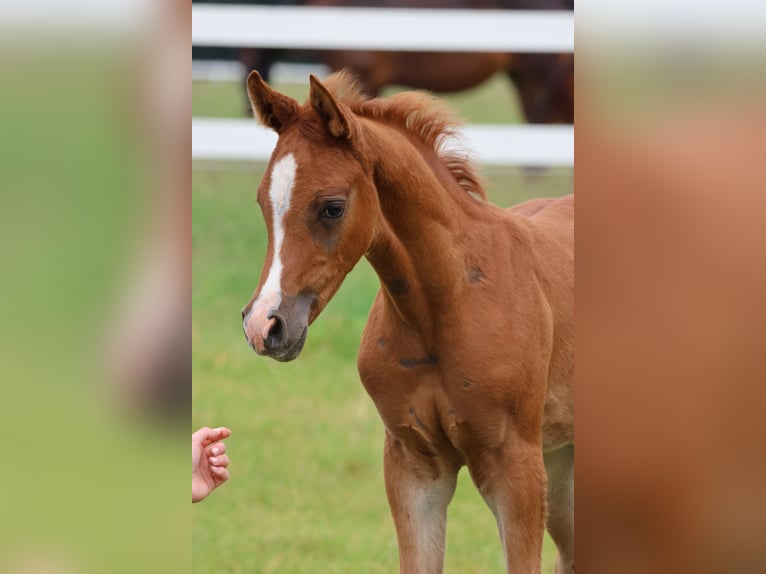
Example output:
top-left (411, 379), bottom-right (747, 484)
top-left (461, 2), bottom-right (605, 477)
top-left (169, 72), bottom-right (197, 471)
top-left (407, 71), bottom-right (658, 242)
top-left (242, 292), bottom-right (315, 362)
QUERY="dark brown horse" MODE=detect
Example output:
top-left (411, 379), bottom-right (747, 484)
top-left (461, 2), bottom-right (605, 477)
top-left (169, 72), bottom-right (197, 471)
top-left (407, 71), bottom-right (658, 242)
top-left (241, 70), bottom-right (574, 573)
top-left (239, 0), bottom-right (574, 124)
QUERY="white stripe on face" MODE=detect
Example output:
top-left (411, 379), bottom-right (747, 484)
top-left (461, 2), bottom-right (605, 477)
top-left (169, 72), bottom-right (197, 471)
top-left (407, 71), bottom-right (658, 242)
top-left (244, 153), bottom-right (297, 336)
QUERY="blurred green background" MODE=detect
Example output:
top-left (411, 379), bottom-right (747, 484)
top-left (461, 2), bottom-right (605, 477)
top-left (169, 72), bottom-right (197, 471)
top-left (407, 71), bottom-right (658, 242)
top-left (192, 73), bottom-right (572, 573)
top-left (0, 50), bottom-right (188, 574)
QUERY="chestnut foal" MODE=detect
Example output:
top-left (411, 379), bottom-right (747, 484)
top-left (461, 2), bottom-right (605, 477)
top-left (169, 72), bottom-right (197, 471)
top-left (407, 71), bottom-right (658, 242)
top-left (241, 71), bottom-right (574, 574)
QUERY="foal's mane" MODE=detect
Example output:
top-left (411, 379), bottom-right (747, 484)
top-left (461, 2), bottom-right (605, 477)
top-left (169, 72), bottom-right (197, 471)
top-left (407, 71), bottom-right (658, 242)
top-left (320, 71), bottom-right (487, 201)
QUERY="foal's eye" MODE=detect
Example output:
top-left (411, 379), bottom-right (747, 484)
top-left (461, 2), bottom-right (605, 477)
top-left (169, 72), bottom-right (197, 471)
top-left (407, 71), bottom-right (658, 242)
top-left (321, 201), bottom-right (346, 220)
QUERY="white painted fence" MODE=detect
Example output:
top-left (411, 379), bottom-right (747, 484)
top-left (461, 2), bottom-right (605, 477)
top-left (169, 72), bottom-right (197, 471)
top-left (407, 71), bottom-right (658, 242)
top-left (192, 4), bottom-right (574, 166)
top-left (192, 5), bottom-right (574, 52)
top-left (192, 118), bottom-right (573, 167)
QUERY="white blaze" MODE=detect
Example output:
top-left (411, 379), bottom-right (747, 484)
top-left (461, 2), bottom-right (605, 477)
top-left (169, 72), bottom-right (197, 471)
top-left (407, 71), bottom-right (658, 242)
top-left (244, 153), bottom-right (296, 335)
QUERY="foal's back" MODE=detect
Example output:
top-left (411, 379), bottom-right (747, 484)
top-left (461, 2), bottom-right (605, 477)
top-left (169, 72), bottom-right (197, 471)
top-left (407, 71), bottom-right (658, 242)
top-left (510, 194), bottom-right (574, 268)
top-left (510, 194), bottom-right (573, 225)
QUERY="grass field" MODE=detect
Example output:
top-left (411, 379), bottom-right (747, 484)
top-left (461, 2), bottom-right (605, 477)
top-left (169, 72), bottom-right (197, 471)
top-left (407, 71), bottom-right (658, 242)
top-left (193, 74), bottom-right (572, 573)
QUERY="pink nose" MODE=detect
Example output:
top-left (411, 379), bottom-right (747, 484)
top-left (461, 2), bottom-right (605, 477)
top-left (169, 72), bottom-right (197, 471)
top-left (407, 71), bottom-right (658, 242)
top-left (243, 310), bottom-right (276, 354)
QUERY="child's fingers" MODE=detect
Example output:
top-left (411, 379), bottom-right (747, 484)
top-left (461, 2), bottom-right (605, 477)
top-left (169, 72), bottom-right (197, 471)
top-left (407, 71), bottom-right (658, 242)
top-left (193, 426), bottom-right (232, 447)
top-left (191, 426), bottom-right (213, 444)
top-left (211, 427), bottom-right (232, 440)
top-left (211, 466), bottom-right (230, 483)
top-left (206, 441), bottom-right (227, 457)
top-left (209, 454), bottom-right (230, 468)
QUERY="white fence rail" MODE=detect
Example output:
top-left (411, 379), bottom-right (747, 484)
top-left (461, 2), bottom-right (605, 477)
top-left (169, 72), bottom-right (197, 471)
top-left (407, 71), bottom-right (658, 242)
top-left (192, 5), bottom-right (574, 52)
top-left (192, 4), bottom-right (574, 166)
top-left (192, 119), bottom-right (573, 167)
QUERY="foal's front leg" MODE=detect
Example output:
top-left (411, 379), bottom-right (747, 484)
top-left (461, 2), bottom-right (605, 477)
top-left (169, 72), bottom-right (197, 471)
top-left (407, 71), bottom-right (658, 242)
top-left (470, 434), bottom-right (548, 574)
top-left (383, 431), bottom-right (458, 574)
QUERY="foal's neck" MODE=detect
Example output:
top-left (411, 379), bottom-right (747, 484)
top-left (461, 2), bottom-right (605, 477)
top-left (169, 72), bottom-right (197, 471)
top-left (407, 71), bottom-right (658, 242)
top-left (361, 120), bottom-right (491, 330)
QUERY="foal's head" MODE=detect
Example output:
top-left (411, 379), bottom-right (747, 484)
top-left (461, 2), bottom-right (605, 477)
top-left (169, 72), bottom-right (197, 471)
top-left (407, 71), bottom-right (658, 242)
top-left (241, 72), bottom-right (379, 361)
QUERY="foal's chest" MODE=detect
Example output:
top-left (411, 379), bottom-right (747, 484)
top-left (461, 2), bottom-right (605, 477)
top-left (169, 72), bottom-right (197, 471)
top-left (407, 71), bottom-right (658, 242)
top-left (357, 331), bottom-right (512, 462)
top-left (357, 334), bottom-right (444, 425)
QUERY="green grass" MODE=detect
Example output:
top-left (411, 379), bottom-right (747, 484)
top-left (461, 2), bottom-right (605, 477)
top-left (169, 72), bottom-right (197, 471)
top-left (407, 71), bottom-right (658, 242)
top-left (193, 78), bottom-right (572, 573)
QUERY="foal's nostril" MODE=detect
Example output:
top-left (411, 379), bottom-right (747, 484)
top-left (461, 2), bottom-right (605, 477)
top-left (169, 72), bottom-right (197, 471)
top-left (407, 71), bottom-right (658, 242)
top-left (264, 315), bottom-right (285, 349)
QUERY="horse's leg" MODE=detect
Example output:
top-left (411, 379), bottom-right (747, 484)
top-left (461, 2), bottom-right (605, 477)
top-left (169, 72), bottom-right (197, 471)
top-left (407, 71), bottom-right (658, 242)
top-left (507, 55), bottom-right (557, 125)
top-left (383, 431), bottom-right (458, 574)
top-left (544, 444), bottom-right (574, 574)
top-left (470, 436), bottom-right (547, 573)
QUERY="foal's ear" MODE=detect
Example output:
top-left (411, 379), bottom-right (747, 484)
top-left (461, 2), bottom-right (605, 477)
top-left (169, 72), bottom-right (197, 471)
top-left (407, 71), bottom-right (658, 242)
top-left (309, 74), bottom-right (354, 140)
top-left (247, 70), bottom-right (299, 133)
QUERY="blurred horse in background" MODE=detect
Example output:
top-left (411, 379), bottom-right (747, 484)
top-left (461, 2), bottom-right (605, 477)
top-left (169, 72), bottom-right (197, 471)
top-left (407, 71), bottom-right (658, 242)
top-left (239, 0), bottom-right (574, 124)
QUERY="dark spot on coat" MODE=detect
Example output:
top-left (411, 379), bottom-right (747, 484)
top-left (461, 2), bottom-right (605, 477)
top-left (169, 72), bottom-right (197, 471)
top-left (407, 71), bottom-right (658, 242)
top-left (377, 338), bottom-right (386, 347)
top-left (468, 266), bottom-right (486, 284)
top-left (417, 447), bottom-right (437, 458)
top-left (399, 355), bottom-right (440, 368)
top-left (462, 379), bottom-right (473, 388)
top-left (408, 408), bottom-right (429, 430)
top-left (386, 277), bottom-right (410, 296)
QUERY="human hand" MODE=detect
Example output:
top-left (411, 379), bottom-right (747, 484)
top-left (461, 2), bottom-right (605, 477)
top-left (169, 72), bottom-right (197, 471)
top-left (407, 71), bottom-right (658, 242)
top-left (192, 427), bottom-right (231, 503)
